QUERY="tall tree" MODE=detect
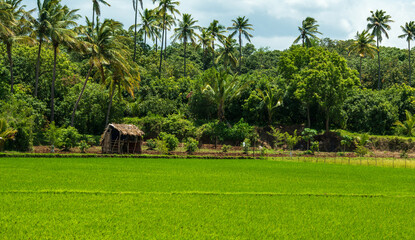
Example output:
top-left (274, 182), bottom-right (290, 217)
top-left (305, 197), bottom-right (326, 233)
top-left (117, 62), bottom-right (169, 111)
top-left (0, 0), bottom-right (35, 94)
top-left (349, 30), bottom-right (377, 85)
top-left (228, 16), bottom-right (253, 72)
top-left (71, 18), bottom-right (126, 126)
top-left (33, 0), bottom-right (58, 97)
top-left (152, 0), bottom-right (180, 77)
top-left (105, 62), bottom-right (140, 126)
top-left (216, 36), bottom-right (238, 68)
top-left (257, 86), bottom-right (283, 126)
top-left (198, 27), bottom-right (213, 70)
top-left (49, 4), bottom-right (79, 122)
top-left (132, 0), bottom-right (143, 62)
top-left (91, 0), bottom-right (110, 28)
top-left (171, 13), bottom-right (199, 77)
top-left (293, 17), bottom-right (322, 48)
top-left (134, 8), bottom-right (157, 46)
top-left (367, 9), bottom-right (393, 90)
top-left (208, 19), bottom-right (226, 67)
top-left (202, 68), bottom-right (248, 121)
top-left (399, 21), bottom-right (415, 86)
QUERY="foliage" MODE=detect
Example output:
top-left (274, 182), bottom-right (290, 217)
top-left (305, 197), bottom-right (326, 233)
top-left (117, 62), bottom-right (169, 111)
top-left (221, 144), bottom-right (231, 153)
top-left (57, 126), bottom-right (80, 151)
top-left (0, 118), bottom-right (17, 152)
top-left (268, 127), bottom-right (285, 149)
top-left (394, 110), bottom-right (415, 137)
top-left (184, 137), bottom-right (198, 154)
top-left (301, 128), bottom-right (318, 150)
top-left (285, 130), bottom-right (301, 153)
top-left (45, 122), bottom-right (58, 153)
top-left (242, 138), bottom-right (250, 154)
top-left (79, 140), bottom-right (90, 153)
top-left (310, 141), bottom-right (320, 154)
top-left (146, 139), bottom-right (157, 150)
top-left (155, 138), bottom-right (169, 155)
top-left (159, 132), bottom-right (179, 152)
top-left (340, 135), bottom-right (354, 152)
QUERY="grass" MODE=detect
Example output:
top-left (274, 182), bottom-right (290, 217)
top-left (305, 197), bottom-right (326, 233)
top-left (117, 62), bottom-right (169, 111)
top-left (1, 157), bottom-right (415, 239)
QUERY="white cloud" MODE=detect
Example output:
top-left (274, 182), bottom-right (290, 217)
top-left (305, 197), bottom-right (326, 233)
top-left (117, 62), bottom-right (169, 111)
top-left (25, 0), bottom-right (415, 50)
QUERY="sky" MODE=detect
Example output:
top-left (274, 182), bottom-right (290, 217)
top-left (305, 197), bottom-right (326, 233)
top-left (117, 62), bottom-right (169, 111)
top-left (24, 0), bottom-right (415, 50)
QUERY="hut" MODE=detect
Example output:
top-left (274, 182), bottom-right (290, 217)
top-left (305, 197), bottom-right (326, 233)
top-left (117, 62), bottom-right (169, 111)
top-left (101, 124), bottom-right (144, 154)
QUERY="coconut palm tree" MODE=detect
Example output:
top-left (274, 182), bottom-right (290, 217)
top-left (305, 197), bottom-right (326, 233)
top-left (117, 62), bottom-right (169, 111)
top-left (171, 13), bottom-right (199, 77)
top-left (367, 10), bottom-right (393, 90)
top-left (399, 21), bottom-right (415, 86)
top-left (228, 16), bottom-right (253, 72)
top-left (133, 8), bottom-right (156, 46)
top-left (0, 118), bottom-right (17, 152)
top-left (349, 30), bottom-right (377, 85)
top-left (0, 0), bottom-right (35, 94)
top-left (49, 4), bottom-right (79, 122)
top-left (202, 68), bottom-right (248, 121)
top-left (91, 0), bottom-right (110, 28)
top-left (216, 36), bottom-right (238, 68)
top-left (257, 86), bottom-right (283, 126)
top-left (71, 18), bottom-right (127, 126)
top-left (104, 62), bottom-right (140, 126)
top-left (198, 27), bottom-right (213, 70)
top-left (293, 17), bottom-right (322, 48)
top-left (208, 19), bottom-right (226, 67)
top-left (33, 0), bottom-right (59, 97)
top-left (152, 0), bottom-right (180, 77)
top-left (395, 110), bottom-right (415, 137)
top-left (132, 0), bottom-right (143, 62)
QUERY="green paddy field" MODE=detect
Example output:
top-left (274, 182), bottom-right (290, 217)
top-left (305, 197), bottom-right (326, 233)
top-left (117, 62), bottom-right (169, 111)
top-left (1, 157), bottom-right (414, 239)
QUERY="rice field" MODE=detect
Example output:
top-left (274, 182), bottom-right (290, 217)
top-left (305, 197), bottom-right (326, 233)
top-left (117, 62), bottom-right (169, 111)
top-left (1, 157), bottom-right (414, 239)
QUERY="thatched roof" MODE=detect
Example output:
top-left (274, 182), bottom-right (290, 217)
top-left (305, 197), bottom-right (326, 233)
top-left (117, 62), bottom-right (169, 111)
top-left (108, 124), bottom-right (144, 136)
top-left (101, 124), bottom-right (144, 144)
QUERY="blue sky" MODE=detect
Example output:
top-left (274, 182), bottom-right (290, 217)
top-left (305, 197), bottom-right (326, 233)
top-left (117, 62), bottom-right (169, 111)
top-left (24, 0), bottom-right (415, 50)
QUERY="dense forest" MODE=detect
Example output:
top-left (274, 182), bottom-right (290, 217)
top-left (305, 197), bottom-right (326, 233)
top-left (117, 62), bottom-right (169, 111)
top-left (1, 0), bottom-right (415, 152)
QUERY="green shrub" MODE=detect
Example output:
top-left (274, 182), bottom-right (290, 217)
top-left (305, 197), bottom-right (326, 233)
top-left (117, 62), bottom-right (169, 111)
top-left (146, 139), bottom-right (157, 150)
top-left (355, 146), bottom-right (369, 157)
top-left (310, 141), bottom-right (320, 154)
top-left (302, 128), bottom-right (318, 150)
top-left (268, 127), bottom-right (285, 150)
top-left (222, 145), bottom-right (232, 153)
top-left (185, 138), bottom-right (199, 154)
top-left (155, 138), bottom-right (169, 155)
top-left (159, 132), bottom-right (179, 152)
top-left (242, 138), bottom-right (251, 154)
top-left (79, 140), bottom-right (90, 153)
top-left (57, 127), bottom-right (80, 151)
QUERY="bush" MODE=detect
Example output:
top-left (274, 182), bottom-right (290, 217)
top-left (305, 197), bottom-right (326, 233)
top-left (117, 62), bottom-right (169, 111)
top-left (222, 145), bottom-right (232, 153)
top-left (159, 132), bottom-right (179, 152)
top-left (146, 139), bottom-right (157, 150)
top-left (355, 145), bottom-right (369, 157)
top-left (57, 126), bottom-right (80, 151)
top-left (79, 140), bottom-right (90, 153)
top-left (242, 138), bottom-right (251, 154)
top-left (310, 141), bottom-right (320, 154)
top-left (155, 138), bottom-right (169, 155)
top-left (185, 138), bottom-right (199, 154)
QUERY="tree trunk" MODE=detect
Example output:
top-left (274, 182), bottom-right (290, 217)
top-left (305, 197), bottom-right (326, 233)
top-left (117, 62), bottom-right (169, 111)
top-left (359, 56), bottom-right (362, 86)
top-left (164, 27), bottom-right (168, 60)
top-left (307, 104), bottom-right (311, 128)
top-left (409, 40), bottom-right (412, 86)
top-left (184, 40), bottom-right (187, 77)
top-left (71, 64), bottom-right (94, 126)
top-left (34, 40), bottom-right (43, 97)
top-left (377, 38), bottom-right (381, 90)
top-left (92, 9), bottom-right (95, 29)
top-left (105, 86), bottom-right (116, 127)
top-left (212, 41), bottom-right (215, 67)
top-left (6, 43), bottom-right (14, 94)
top-left (158, 14), bottom-right (166, 78)
top-left (239, 32), bottom-right (242, 73)
top-left (155, 37), bottom-right (158, 51)
top-left (51, 45), bottom-right (58, 123)
top-left (325, 107), bottom-right (330, 133)
top-left (133, 0), bottom-right (138, 62)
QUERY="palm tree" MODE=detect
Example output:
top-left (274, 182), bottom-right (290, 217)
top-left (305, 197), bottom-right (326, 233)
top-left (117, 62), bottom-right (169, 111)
top-left (202, 68), bottom-right (248, 121)
top-left (0, 118), bottom-right (17, 152)
top-left (152, 0), bottom-right (180, 77)
top-left (228, 16), bottom-right (253, 72)
top-left (132, 0), bottom-right (143, 62)
top-left (134, 8), bottom-right (156, 46)
top-left (198, 27), bottom-right (213, 70)
top-left (71, 18), bottom-right (127, 126)
top-left (91, 0), bottom-right (110, 28)
top-left (33, 0), bottom-right (58, 97)
top-left (216, 36), bottom-right (238, 68)
top-left (395, 110), bottom-right (415, 137)
top-left (208, 19), bottom-right (226, 66)
top-left (162, 13), bottom-right (175, 60)
top-left (49, 4), bottom-right (79, 122)
top-left (0, 0), bottom-right (35, 94)
top-left (171, 13), bottom-right (199, 77)
top-left (257, 86), bottom-right (283, 126)
top-left (105, 62), bottom-right (140, 126)
top-left (293, 17), bottom-right (322, 48)
top-left (367, 10), bottom-right (393, 90)
top-left (399, 21), bottom-right (415, 86)
top-left (349, 30), bottom-right (377, 85)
